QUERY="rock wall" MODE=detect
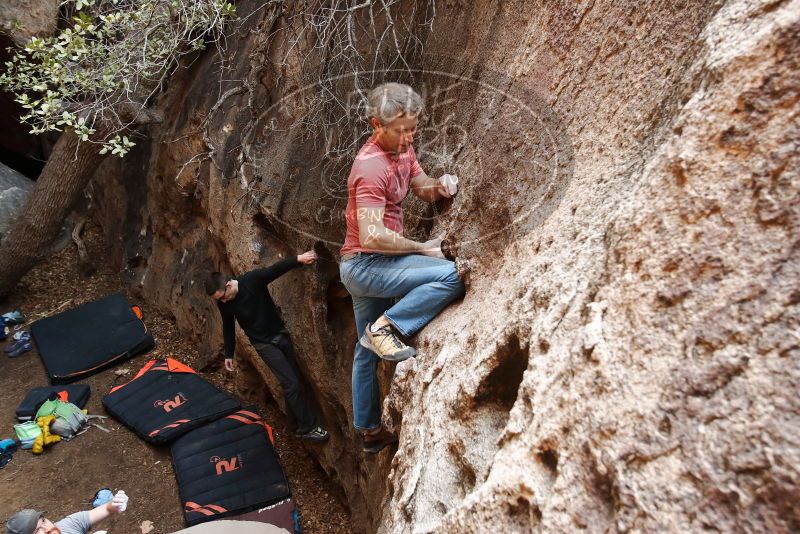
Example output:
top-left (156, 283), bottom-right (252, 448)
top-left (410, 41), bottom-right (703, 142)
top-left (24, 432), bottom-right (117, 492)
top-left (90, 0), bottom-right (799, 532)
top-left (0, 0), bottom-right (58, 46)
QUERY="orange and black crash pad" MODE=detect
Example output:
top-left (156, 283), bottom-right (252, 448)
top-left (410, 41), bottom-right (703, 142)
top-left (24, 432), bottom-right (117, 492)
top-left (170, 408), bottom-right (295, 528)
top-left (102, 358), bottom-right (240, 444)
top-left (30, 293), bottom-right (155, 384)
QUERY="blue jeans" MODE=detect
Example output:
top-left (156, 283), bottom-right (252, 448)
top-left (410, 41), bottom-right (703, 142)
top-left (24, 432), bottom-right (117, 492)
top-left (340, 253), bottom-right (465, 430)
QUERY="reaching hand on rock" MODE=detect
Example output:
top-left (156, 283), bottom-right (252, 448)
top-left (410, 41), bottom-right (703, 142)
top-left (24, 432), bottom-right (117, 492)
top-left (297, 250), bottom-right (318, 265)
top-left (437, 173), bottom-right (459, 198)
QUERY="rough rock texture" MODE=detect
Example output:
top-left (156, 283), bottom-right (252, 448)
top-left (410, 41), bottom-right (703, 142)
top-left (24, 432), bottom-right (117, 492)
top-left (379, 1), bottom-right (800, 532)
top-left (0, 3), bottom-right (59, 187)
top-left (88, 0), bottom-right (799, 532)
top-left (0, 0), bottom-right (59, 46)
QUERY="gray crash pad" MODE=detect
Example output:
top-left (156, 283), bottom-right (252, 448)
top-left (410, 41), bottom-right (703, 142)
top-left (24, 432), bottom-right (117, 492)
top-left (169, 521), bottom-right (290, 534)
top-left (0, 161), bottom-right (72, 249)
top-left (0, 162), bottom-right (33, 240)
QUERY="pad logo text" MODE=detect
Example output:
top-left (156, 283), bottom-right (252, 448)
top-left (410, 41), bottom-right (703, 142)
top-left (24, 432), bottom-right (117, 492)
top-left (154, 393), bottom-right (187, 413)
top-left (210, 454), bottom-right (242, 475)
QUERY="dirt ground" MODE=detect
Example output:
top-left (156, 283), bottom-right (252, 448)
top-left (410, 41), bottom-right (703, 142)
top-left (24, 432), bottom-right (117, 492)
top-left (0, 224), bottom-right (351, 533)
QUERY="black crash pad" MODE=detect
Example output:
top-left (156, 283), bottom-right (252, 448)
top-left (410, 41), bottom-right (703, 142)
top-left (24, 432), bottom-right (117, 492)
top-left (30, 293), bottom-right (154, 384)
top-left (171, 408), bottom-right (291, 526)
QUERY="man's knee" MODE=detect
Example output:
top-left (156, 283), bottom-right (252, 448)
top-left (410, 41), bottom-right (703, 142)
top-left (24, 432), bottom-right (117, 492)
top-left (443, 263), bottom-right (465, 295)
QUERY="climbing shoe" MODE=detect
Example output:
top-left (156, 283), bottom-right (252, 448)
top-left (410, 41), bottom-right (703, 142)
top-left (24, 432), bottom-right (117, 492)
top-left (360, 323), bottom-right (416, 362)
top-left (297, 425), bottom-right (330, 442)
top-left (362, 427), bottom-right (398, 454)
top-left (7, 341), bottom-right (32, 358)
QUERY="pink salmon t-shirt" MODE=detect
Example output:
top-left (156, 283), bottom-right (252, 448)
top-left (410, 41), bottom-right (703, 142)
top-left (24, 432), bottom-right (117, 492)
top-left (340, 136), bottom-right (423, 255)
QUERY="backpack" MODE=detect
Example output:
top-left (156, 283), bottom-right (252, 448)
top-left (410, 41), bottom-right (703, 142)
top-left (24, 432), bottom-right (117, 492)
top-left (13, 421), bottom-right (41, 449)
top-left (34, 399), bottom-right (87, 439)
top-left (16, 384), bottom-right (90, 421)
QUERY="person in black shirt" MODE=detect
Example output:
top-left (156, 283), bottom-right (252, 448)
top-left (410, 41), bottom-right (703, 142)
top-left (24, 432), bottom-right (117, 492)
top-left (204, 250), bottom-right (329, 442)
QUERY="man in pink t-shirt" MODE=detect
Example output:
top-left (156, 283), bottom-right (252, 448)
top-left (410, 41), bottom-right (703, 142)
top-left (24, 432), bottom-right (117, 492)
top-left (339, 83), bottom-right (465, 453)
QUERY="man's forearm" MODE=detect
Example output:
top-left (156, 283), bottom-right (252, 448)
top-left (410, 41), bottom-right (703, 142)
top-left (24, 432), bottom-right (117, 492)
top-left (223, 333), bottom-right (235, 359)
top-left (412, 174), bottom-right (446, 202)
top-left (361, 226), bottom-right (426, 254)
top-left (88, 503), bottom-right (115, 526)
top-left (221, 314), bottom-right (236, 358)
top-left (254, 257), bottom-right (300, 284)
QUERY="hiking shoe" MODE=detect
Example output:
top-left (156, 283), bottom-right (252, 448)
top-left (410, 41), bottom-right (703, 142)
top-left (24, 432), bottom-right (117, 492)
top-left (2, 310), bottom-right (25, 325)
top-left (359, 323), bottom-right (416, 362)
top-left (362, 427), bottom-right (398, 454)
top-left (7, 342), bottom-right (31, 358)
top-left (4, 333), bottom-right (30, 353)
top-left (11, 330), bottom-right (29, 341)
top-left (4, 340), bottom-right (24, 353)
top-left (297, 425), bottom-right (329, 442)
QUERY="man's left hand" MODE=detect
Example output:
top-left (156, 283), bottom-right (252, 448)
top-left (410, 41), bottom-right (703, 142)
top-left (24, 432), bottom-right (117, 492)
top-left (297, 250), bottom-right (318, 265)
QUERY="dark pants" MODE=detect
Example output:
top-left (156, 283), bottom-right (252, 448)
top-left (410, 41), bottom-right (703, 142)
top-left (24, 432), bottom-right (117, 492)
top-left (254, 335), bottom-right (316, 432)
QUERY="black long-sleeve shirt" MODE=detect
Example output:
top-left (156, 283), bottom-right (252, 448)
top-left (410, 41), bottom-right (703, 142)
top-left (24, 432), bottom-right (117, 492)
top-left (217, 257), bottom-right (300, 358)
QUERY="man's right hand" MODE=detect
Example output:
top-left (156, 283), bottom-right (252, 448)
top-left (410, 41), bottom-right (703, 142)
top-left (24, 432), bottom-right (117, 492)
top-left (420, 236), bottom-right (445, 259)
top-left (224, 358), bottom-right (235, 372)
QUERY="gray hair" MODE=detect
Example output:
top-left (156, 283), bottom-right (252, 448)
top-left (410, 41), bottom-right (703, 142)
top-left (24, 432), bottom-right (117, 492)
top-left (366, 83), bottom-right (423, 125)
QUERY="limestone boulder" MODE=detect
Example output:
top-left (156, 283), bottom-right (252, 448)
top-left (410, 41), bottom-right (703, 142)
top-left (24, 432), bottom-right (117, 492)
top-left (0, 162), bottom-right (32, 242)
top-left (88, 0), bottom-right (800, 531)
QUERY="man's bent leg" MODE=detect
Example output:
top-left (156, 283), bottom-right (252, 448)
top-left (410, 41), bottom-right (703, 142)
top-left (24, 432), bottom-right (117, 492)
top-left (357, 255), bottom-right (465, 338)
top-left (256, 342), bottom-right (316, 431)
top-left (384, 260), bottom-right (464, 337)
top-left (351, 295), bottom-right (393, 430)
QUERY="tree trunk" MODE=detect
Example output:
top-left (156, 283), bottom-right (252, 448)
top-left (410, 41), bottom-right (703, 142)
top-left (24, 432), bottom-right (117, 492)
top-left (0, 128), bottom-right (109, 299)
top-left (72, 217), bottom-right (97, 277)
